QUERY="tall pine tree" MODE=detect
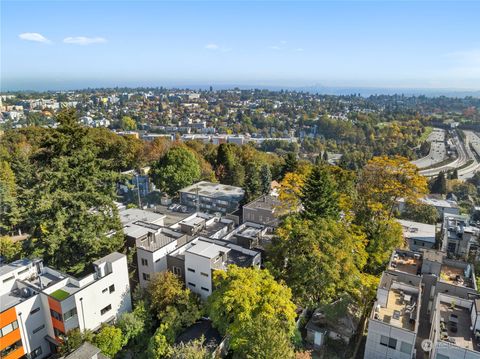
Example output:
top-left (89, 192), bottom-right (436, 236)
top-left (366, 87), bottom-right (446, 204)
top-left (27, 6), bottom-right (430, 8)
top-left (300, 164), bottom-right (340, 220)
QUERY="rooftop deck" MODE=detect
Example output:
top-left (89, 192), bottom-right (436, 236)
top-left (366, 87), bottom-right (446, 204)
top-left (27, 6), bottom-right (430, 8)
top-left (389, 251), bottom-right (422, 276)
top-left (440, 264), bottom-right (474, 288)
top-left (375, 289), bottom-right (418, 331)
top-left (438, 302), bottom-right (480, 352)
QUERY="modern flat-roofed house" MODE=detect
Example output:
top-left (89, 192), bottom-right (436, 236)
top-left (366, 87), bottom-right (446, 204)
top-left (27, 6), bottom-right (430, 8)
top-left (420, 196), bottom-right (460, 217)
top-left (396, 219), bottom-right (437, 251)
top-left (0, 252), bottom-right (131, 359)
top-left (167, 237), bottom-right (261, 299)
top-left (242, 195), bottom-right (284, 227)
top-left (136, 227), bottom-right (189, 288)
top-left (221, 222), bottom-right (269, 250)
top-left (179, 181), bottom-right (244, 214)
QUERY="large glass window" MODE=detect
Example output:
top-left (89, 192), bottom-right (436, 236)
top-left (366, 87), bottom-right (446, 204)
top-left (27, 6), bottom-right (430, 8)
top-left (0, 320), bottom-right (18, 337)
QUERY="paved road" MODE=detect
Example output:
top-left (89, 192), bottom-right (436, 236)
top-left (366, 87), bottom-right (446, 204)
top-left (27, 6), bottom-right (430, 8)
top-left (412, 129), bottom-right (447, 169)
top-left (419, 133), bottom-right (468, 177)
top-left (459, 130), bottom-right (480, 179)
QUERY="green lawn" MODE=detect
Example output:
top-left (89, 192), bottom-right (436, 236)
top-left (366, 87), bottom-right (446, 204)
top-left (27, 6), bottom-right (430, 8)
top-left (50, 289), bottom-right (70, 301)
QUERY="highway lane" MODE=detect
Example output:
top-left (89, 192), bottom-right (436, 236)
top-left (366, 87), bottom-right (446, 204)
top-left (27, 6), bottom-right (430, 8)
top-left (412, 129), bottom-right (447, 169)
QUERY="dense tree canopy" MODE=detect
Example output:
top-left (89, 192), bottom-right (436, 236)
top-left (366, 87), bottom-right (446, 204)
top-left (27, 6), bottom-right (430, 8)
top-left (150, 146), bottom-right (201, 196)
top-left (207, 266), bottom-right (296, 354)
top-left (269, 216), bottom-right (368, 306)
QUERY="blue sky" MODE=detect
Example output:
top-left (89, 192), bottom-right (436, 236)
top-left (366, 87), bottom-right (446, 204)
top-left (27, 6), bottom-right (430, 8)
top-left (2, 1), bottom-right (480, 91)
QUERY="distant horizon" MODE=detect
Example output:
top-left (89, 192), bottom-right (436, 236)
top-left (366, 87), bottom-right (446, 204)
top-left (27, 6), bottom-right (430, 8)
top-left (2, 82), bottom-right (480, 98)
top-left (2, 1), bottom-right (480, 92)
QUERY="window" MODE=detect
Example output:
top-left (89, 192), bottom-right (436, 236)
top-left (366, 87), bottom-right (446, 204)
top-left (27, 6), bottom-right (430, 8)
top-left (18, 268), bottom-right (29, 275)
top-left (109, 284), bottom-right (115, 293)
top-left (31, 347), bottom-right (43, 359)
top-left (0, 340), bottom-right (22, 357)
top-left (400, 342), bottom-right (412, 355)
top-left (141, 258), bottom-right (148, 266)
top-left (380, 335), bottom-right (389, 347)
top-left (50, 309), bottom-right (63, 322)
top-left (0, 321), bottom-right (19, 337)
top-left (379, 335), bottom-right (396, 349)
top-left (101, 304), bottom-right (112, 315)
top-left (32, 325), bottom-right (45, 334)
top-left (2, 275), bottom-right (14, 283)
top-left (142, 273), bottom-right (150, 281)
top-left (200, 272), bottom-right (209, 277)
top-left (201, 287), bottom-right (209, 292)
top-left (63, 308), bottom-right (77, 321)
top-left (102, 288), bottom-right (108, 293)
top-left (188, 282), bottom-right (196, 287)
top-left (30, 307), bottom-right (40, 315)
top-left (187, 268), bottom-right (195, 273)
top-left (437, 355), bottom-right (449, 359)
top-left (172, 266), bottom-right (182, 276)
top-left (388, 338), bottom-right (397, 349)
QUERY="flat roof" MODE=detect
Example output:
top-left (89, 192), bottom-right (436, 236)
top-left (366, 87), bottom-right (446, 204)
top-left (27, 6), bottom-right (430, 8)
top-left (119, 208), bottom-right (165, 226)
top-left (136, 228), bottom-right (184, 252)
top-left (180, 181), bottom-right (244, 198)
top-left (440, 263), bottom-right (474, 289)
top-left (244, 195), bottom-right (281, 211)
top-left (421, 197), bottom-right (458, 209)
top-left (389, 250), bottom-right (422, 275)
top-left (185, 239), bottom-right (230, 259)
top-left (0, 259), bottom-right (31, 277)
top-left (437, 301), bottom-right (479, 352)
top-left (397, 219), bottom-right (436, 243)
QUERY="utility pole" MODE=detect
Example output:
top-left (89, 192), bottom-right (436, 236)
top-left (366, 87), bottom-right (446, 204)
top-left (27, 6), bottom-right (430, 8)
top-left (136, 173), bottom-right (142, 209)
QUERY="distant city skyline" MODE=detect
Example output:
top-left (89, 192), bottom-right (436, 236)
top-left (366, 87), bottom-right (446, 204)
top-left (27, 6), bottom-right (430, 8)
top-left (2, 0), bottom-right (480, 91)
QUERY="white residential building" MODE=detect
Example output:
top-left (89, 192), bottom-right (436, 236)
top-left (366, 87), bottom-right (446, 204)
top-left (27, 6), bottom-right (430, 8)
top-left (167, 237), bottom-right (261, 300)
top-left (0, 252), bottom-right (131, 359)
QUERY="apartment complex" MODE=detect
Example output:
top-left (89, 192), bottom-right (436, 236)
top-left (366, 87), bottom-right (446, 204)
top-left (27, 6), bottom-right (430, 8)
top-left (365, 248), bottom-right (478, 359)
top-left (0, 252), bottom-right (131, 359)
top-left (179, 181), bottom-right (245, 214)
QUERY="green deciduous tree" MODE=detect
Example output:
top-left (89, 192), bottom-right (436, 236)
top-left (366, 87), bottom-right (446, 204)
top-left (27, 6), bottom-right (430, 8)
top-left (151, 146), bottom-right (201, 197)
top-left (93, 325), bottom-right (124, 358)
top-left (0, 236), bottom-right (21, 262)
top-left (232, 314), bottom-right (295, 359)
top-left (169, 338), bottom-right (210, 359)
top-left (120, 116), bottom-right (137, 131)
top-left (147, 271), bottom-right (201, 334)
top-left (268, 216), bottom-right (367, 307)
top-left (206, 266), bottom-right (296, 353)
top-left (147, 324), bottom-right (175, 359)
top-left (400, 201), bottom-right (438, 224)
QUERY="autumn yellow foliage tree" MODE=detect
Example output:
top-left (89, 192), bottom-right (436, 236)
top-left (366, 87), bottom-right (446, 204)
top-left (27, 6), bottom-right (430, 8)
top-left (357, 156), bottom-right (427, 220)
